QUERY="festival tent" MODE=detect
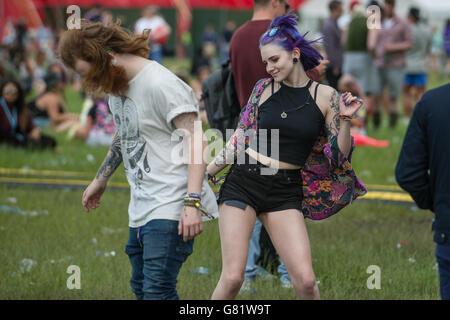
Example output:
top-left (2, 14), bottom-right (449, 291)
top-left (0, 0), bottom-right (43, 41)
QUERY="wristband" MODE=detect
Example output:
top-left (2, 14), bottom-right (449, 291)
top-left (187, 193), bottom-right (201, 200)
top-left (208, 174), bottom-right (225, 184)
top-left (338, 113), bottom-right (354, 121)
top-left (183, 197), bottom-right (212, 219)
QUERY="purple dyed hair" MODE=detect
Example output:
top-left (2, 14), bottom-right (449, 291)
top-left (259, 13), bottom-right (323, 71)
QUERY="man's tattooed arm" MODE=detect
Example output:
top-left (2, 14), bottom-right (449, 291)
top-left (96, 132), bottom-right (123, 182)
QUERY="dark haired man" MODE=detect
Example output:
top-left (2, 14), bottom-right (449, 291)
top-left (396, 83), bottom-right (450, 300)
top-left (372, 0), bottom-right (413, 128)
top-left (322, 0), bottom-right (344, 89)
top-left (402, 7), bottom-right (431, 119)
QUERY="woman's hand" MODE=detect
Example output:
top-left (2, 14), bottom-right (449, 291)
top-left (339, 92), bottom-right (363, 117)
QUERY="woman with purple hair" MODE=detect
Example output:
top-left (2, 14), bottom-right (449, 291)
top-left (207, 14), bottom-right (366, 299)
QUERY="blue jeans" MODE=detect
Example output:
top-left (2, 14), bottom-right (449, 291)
top-left (245, 219), bottom-right (290, 282)
top-left (125, 219), bottom-right (194, 300)
top-left (436, 244), bottom-right (450, 300)
top-left (149, 45), bottom-right (163, 64)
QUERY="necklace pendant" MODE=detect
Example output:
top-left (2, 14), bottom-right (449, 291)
top-left (281, 112), bottom-right (287, 119)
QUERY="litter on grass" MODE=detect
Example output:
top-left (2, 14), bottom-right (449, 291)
top-left (190, 267), bottom-right (210, 275)
top-left (96, 250), bottom-right (116, 257)
top-left (101, 227), bottom-right (125, 234)
top-left (13, 258), bottom-right (38, 276)
top-left (7, 197), bottom-right (17, 204)
top-left (0, 205), bottom-right (48, 216)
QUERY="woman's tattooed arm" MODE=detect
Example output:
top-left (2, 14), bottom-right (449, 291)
top-left (96, 132), bottom-right (123, 182)
top-left (324, 89), bottom-right (352, 157)
top-left (325, 89), bottom-right (341, 141)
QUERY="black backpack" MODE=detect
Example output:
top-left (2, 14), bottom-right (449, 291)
top-left (201, 60), bottom-right (241, 140)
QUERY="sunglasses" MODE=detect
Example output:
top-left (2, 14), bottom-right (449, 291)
top-left (3, 88), bottom-right (18, 95)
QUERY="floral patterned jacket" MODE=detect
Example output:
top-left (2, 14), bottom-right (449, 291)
top-left (225, 78), bottom-right (367, 220)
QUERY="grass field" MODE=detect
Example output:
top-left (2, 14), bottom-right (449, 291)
top-left (0, 63), bottom-right (448, 300)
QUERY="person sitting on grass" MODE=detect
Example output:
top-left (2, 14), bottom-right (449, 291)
top-left (68, 93), bottom-right (116, 146)
top-left (0, 79), bottom-right (56, 149)
top-left (27, 70), bottom-right (79, 132)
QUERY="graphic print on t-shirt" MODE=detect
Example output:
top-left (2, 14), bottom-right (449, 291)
top-left (110, 96), bottom-right (151, 190)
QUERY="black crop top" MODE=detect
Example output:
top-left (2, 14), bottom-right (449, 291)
top-left (28, 92), bottom-right (65, 119)
top-left (255, 79), bottom-right (325, 167)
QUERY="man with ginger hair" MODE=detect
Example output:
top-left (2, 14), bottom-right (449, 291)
top-left (58, 21), bottom-right (218, 300)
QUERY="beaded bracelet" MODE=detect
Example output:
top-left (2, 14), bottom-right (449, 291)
top-left (208, 174), bottom-right (225, 184)
top-left (183, 197), bottom-right (211, 218)
top-left (338, 113), bottom-right (354, 121)
top-left (187, 193), bottom-right (201, 200)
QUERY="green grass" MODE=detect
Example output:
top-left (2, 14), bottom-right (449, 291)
top-left (0, 67), bottom-right (448, 299)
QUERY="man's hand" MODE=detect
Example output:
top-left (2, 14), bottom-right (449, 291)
top-left (82, 132), bottom-right (122, 212)
top-left (178, 206), bottom-right (203, 242)
top-left (82, 179), bottom-right (107, 212)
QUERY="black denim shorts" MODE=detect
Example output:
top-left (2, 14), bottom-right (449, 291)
top-left (218, 161), bottom-right (304, 216)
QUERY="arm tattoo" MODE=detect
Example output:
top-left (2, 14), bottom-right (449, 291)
top-left (213, 129), bottom-right (247, 166)
top-left (96, 132), bottom-right (123, 181)
top-left (325, 90), bottom-right (341, 139)
top-left (181, 113), bottom-right (196, 133)
top-left (173, 112), bottom-right (196, 133)
top-left (214, 149), bottom-right (226, 167)
top-left (214, 142), bottom-right (234, 166)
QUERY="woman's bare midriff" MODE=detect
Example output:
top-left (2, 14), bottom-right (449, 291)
top-left (245, 148), bottom-right (302, 170)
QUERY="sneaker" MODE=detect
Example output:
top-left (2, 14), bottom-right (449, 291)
top-left (280, 277), bottom-right (293, 289)
top-left (239, 280), bottom-right (256, 294)
top-left (256, 266), bottom-right (276, 281)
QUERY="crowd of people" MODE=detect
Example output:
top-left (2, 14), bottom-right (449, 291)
top-left (1, 7), bottom-right (123, 149)
top-left (1, 0), bottom-right (449, 301)
top-left (0, 5), bottom-right (235, 150)
top-left (320, 0), bottom-right (450, 130)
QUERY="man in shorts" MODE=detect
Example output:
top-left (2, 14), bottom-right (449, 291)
top-left (371, 0), bottom-right (413, 129)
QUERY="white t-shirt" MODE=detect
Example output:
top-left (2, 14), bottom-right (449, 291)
top-left (134, 16), bottom-right (166, 49)
top-left (383, 18), bottom-right (395, 30)
top-left (109, 61), bottom-right (219, 227)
